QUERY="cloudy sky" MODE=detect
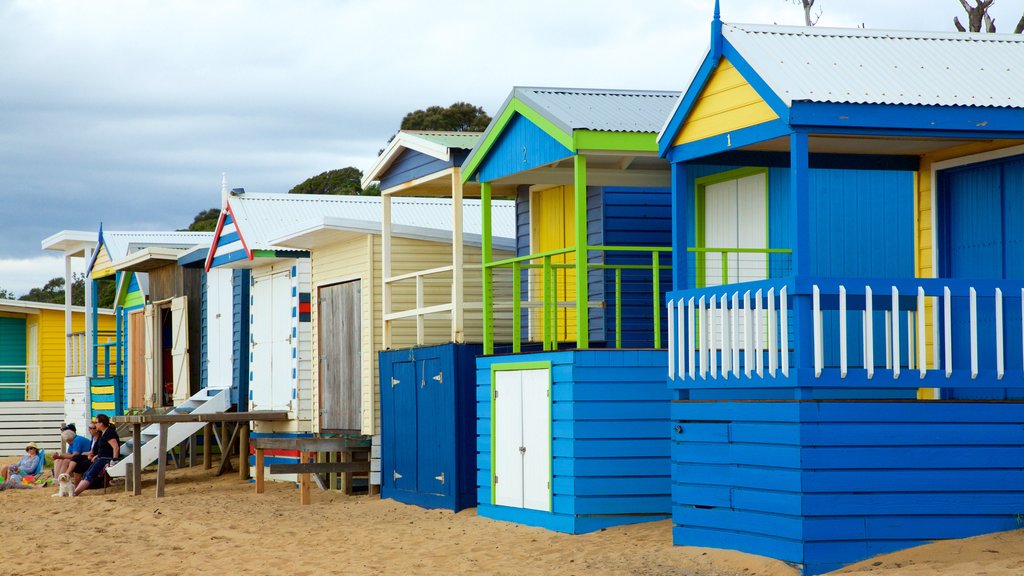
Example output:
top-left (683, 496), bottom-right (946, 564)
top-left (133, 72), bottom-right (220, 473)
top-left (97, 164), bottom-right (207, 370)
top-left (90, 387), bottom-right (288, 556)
top-left (0, 0), bottom-right (1018, 295)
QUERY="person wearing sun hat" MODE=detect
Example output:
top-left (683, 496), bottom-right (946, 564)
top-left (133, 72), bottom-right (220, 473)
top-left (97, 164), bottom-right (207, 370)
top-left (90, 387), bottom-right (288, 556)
top-left (0, 442), bottom-right (41, 482)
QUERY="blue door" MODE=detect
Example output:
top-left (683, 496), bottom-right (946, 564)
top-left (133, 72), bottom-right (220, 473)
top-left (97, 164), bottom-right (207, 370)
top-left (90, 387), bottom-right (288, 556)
top-left (391, 360), bottom-right (417, 491)
top-left (940, 156), bottom-right (1024, 398)
top-left (416, 356), bottom-right (451, 497)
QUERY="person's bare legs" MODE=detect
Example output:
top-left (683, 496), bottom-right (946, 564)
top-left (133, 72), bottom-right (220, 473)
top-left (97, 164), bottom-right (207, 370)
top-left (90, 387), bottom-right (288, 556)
top-left (0, 464), bottom-right (10, 479)
top-left (52, 458), bottom-right (66, 477)
top-left (72, 478), bottom-right (91, 496)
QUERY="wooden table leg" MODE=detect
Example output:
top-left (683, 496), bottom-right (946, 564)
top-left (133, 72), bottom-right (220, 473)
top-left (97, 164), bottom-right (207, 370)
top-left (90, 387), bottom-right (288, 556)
top-left (203, 424), bottom-right (212, 470)
top-left (156, 423), bottom-right (168, 498)
top-left (239, 423), bottom-right (250, 480)
top-left (255, 449), bottom-right (265, 494)
top-left (125, 463), bottom-right (134, 494)
top-left (341, 450), bottom-right (352, 495)
top-left (132, 424), bottom-right (142, 496)
top-left (299, 450), bottom-right (311, 505)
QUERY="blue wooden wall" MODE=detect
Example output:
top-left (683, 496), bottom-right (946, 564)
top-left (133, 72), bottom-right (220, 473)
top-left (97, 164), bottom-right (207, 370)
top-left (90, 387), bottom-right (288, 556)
top-left (232, 269), bottom-right (250, 409)
top-left (476, 114), bottom-right (573, 183)
top-left (672, 399), bottom-right (1024, 575)
top-left (379, 148), bottom-right (468, 190)
top-left (200, 270), bottom-right (208, 390)
top-left (476, 349), bottom-right (671, 533)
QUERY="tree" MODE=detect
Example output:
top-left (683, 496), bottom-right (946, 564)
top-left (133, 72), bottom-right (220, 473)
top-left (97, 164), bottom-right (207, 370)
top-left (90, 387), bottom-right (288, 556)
top-left (0, 287), bottom-right (13, 300)
top-left (183, 208), bottom-right (221, 232)
top-left (954, 0), bottom-right (1024, 33)
top-left (400, 102), bottom-right (491, 133)
top-left (18, 275), bottom-right (115, 308)
top-left (289, 167), bottom-right (379, 196)
top-left (789, 0), bottom-right (821, 26)
top-left (18, 276), bottom-right (65, 304)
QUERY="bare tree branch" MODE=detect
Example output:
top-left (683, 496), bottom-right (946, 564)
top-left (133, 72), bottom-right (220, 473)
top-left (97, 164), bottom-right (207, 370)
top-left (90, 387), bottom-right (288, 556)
top-left (1015, 13), bottom-right (1024, 33)
top-left (954, 16), bottom-right (968, 31)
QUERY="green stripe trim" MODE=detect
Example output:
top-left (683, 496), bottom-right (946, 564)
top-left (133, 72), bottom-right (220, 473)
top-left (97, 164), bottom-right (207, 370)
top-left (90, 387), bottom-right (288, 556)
top-left (573, 130), bottom-right (658, 152)
top-left (462, 98), bottom-right (574, 183)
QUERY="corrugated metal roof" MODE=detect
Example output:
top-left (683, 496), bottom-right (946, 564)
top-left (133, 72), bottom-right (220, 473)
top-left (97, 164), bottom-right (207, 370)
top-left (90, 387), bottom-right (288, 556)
top-left (405, 131), bottom-right (480, 150)
top-left (515, 87), bottom-right (682, 134)
top-left (103, 231), bottom-right (213, 261)
top-left (228, 193), bottom-right (516, 249)
top-left (724, 23), bottom-right (1024, 108)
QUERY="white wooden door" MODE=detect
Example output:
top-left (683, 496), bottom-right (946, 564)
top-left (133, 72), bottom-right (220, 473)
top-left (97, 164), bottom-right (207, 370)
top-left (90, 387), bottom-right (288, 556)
top-left (493, 370), bottom-right (524, 508)
top-left (703, 173), bottom-right (767, 286)
top-left (269, 271), bottom-right (293, 411)
top-left (205, 269), bottom-right (234, 389)
top-left (493, 368), bottom-right (551, 512)
top-left (26, 324), bottom-right (38, 400)
top-left (170, 296), bottom-right (190, 405)
top-left (143, 304), bottom-right (157, 406)
top-left (250, 275), bottom-right (273, 410)
top-left (520, 369), bottom-right (551, 511)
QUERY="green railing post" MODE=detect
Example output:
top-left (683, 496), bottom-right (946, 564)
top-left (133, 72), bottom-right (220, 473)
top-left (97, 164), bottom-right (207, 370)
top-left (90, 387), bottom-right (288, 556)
top-left (481, 181), bottom-right (494, 355)
top-left (512, 260), bottom-right (521, 353)
top-left (573, 154), bottom-right (589, 349)
top-left (721, 252), bottom-right (728, 286)
top-left (652, 252), bottom-right (662, 349)
top-left (615, 268), bottom-right (622, 349)
top-left (543, 255), bottom-right (554, 351)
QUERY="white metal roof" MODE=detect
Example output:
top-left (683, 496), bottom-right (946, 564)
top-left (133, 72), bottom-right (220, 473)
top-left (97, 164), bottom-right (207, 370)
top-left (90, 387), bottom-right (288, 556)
top-left (0, 298), bottom-right (113, 315)
top-left (41, 230), bottom-right (97, 253)
top-left (724, 22), bottom-right (1024, 108)
top-left (511, 87), bottom-right (681, 135)
top-left (228, 193), bottom-right (516, 251)
top-left (362, 130), bottom-right (481, 189)
top-left (102, 231), bottom-right (213, 261)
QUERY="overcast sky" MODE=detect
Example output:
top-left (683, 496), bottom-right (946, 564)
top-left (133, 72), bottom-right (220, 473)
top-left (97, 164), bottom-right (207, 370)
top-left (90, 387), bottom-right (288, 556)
top-left (1, 0), bottom-right (1020, 295)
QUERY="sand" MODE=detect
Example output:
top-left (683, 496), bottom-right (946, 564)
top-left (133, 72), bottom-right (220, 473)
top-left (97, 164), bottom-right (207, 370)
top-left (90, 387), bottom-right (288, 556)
top-left (0, 456), bottom-right (793, 576)
top-left (6, 455), bottom-right (1023, 576)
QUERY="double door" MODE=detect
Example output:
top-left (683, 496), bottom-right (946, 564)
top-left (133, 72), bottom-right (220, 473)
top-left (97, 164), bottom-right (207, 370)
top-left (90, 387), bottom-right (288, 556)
top-left (250, 271), bottom-right (294, 411)
top-left (493, 368), bottom-right (551, 511)
top-left (387, 355), bottom-right (451, 497)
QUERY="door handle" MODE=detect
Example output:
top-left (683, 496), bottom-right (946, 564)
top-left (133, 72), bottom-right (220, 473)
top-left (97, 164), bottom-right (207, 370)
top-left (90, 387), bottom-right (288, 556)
top-left (435, 472), bottom-right (445, 484)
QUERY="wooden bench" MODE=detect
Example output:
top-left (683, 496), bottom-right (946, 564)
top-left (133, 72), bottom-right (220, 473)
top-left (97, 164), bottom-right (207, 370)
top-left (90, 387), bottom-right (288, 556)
top-left (252, 437), bottom-right (371, 504)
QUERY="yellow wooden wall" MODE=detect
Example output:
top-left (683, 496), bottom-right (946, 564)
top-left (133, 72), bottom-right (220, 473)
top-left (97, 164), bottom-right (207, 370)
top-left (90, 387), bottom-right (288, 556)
top-left (531, 185), bottom-right (576, 341)
top-left (90, 245), bottom-right (115, 279)
top-left (674, 58), bottom-right (779, 146)
top-left (309, 234), bottom-right (512, 436)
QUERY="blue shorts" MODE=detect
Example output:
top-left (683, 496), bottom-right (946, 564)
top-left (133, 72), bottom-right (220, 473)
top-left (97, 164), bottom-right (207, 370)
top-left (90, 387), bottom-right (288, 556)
top-left (83, 458), bottom-right (110, 484)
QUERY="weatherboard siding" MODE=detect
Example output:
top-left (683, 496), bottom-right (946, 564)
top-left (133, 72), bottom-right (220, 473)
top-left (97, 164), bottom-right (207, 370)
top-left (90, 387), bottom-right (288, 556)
top-left (476, 114), bottom-right (573, 184)
top-left (476, 349), bottom-right (671, 534)
top-left (672, 400), bottom-right (1024, 575)
top-left (380, 148), bottom-right (455, 191)
top-left (674, 58), bottom-right (779, 146)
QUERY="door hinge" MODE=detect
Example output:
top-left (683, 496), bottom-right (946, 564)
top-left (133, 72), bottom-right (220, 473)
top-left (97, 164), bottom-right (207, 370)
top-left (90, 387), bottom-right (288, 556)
top-left (393, 470), bottom-right (403, 481)
top-left (435, 472), bottom-right (445, 484)
top-left (494, 390), bottom-right (498, 398)
top-left (547, 481), bottom-right (550, 490)
top-left (391, 377), bottom-right (400, 388)
top-left (433, 371), bottom-right (443, 384)
top-left (519, 446), bottom-right (526, 455)
top-left (494, 475), bottom-right (498, 484)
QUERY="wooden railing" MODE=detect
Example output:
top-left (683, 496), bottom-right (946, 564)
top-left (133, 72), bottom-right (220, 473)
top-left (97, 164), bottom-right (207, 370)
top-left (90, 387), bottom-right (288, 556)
top-left (0, 365), bottom-right (39, 400)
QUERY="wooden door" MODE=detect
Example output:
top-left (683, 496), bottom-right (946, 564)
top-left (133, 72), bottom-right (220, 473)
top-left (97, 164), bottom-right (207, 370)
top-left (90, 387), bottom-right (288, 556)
top-left (531, 185), bottom-right (577, 342)
top-left (143, 304), bottom-right (158, 407)
top-left (493, 368), bottom-right (551, 511)
top-left (205, 269), bottom-right (234, 389)
top-left (269, 272), bottom-right (293, 410)
top-left (520, 368), bottom-right (551, 511)
top-left (318, 280), bottom-right (362, 432)
top-left (170, 296), bottom-right (190, 405)
top-left (389, 360), bottom-right (417, 492)
top-left (127, 310), bottom-right (146, 409)
top-left (416, 356), bottom-right (448, 496)
top-left (250, 275), bottom-right (273, 410)
top-left (703, 173), bottom-right (767, 287)
top-left (493, 369), bottom-right (524, 508)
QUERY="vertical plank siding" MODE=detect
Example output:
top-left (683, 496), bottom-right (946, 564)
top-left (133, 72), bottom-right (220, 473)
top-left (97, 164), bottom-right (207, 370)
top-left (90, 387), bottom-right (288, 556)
top-left (672, 400), bottom-right (1024, 575)
top-left (232, 269), bottom-right (250, 410)
top-left (476, 349), bottom-right (671, 533)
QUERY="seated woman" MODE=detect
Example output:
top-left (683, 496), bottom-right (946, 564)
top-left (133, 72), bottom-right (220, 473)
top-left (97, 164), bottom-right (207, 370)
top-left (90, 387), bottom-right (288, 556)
top-left (53, 424), bottom-right (97, 483)
top-left (73, 414), bottom-right (119, 496)
top-left (0, 442), bottom-right (41, 482)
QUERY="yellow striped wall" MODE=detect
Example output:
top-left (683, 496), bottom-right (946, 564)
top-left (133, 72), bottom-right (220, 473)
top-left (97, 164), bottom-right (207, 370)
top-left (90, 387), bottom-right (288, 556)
top-left (90, 245), bottom-right (115, 279)
top-left (309, 235), bottom-right (512, 436)
top-left (673, 58), bottom-right (779, 146)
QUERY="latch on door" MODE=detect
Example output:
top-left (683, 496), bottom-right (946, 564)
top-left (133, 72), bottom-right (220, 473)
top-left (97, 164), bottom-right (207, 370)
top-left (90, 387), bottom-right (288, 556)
top-left (393, 471), bottom-right (403, 481)
top-left (391, 377), bottom-right (400, 388)
top-left (435, 472), bottom-right (445, 484)
top-left (433, 371), bottom-right (443, 384)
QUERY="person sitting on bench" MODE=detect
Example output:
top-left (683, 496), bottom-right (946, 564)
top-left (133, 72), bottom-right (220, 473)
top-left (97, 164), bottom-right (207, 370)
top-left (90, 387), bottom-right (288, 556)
top-left (73, 415), bottom-right (119, 496)
top-left (53, 423), bottom-right (94, 483)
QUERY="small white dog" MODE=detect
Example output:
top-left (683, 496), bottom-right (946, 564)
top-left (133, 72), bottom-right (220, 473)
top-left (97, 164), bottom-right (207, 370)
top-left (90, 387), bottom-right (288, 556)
top-left (53, 473), bottom-right (74, 497)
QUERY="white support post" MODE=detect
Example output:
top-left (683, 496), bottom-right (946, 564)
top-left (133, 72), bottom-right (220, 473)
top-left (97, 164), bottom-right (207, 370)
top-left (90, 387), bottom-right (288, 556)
top-left (917, 287), bottom-right (927, 379)
top-left (995, 288), bottom-right (1004, 380)
top-left (767, 288), bottom-right (777, 377)
top-left (415, 275), bottom-right (425, 345)
top-left (698, 296), bottom-right (707, 380)
top-left (944, 287), bottom-right (953, 378)
top-left (892, 287), bottom-right (901, 379)
top-left (780, 286), bottom-right (789, 378)
top-left (719, 295), bottom-right (731, 378)
top-left (451, 167), bottom-right (465, 343)
top-left (687, 297), bottom-right (696, 380)
top-left (907, 309), bottom-right (915, 371)
top-left (970, 287), bottom-right (978, 379)
top-left (865, 286), bottom-right (874, 380)
top-left (382, 195), bottom-right (393, 349)
top-left (839, 285), bottom-right (847, 379)
top-left (755, 289), bottom-right (764, 378)
top-left (743, 291), bottom-right (753, 378)
top-left (83, 246), bottom-right (93, 407)
top-left (731, 292), bottom-right (740, 379)
top-left (64, 253), bottom-right (73, 376)
top-left (812, 285), bottom-right (822, 378)
top-left (885, 310), bottom-right (892, 370)
top-left (667, 300), bottom-right (675, 380)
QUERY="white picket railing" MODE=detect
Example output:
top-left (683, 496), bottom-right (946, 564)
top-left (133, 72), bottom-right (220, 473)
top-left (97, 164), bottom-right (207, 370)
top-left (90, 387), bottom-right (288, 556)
top-left (668, 280), bottom-right (1024, 385)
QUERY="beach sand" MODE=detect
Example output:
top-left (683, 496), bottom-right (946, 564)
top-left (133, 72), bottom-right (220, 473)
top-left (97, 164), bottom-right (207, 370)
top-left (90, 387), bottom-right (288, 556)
top-left (5, 456), bottom-right (1022, 576)
top-left (0, 456), bottom-right (793, 576)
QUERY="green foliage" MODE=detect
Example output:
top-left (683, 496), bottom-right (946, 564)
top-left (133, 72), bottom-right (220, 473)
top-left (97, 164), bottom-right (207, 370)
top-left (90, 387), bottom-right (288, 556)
top-left (400, 102), bottom-right (492, 132)
top-left (17, 274), bottom-right (114, 308)
top-left (185, 208), bottom-right (221, 232)
top-left (0, 287), bottom-right (13, 300)
top-left (289, 167), bottom-right (379, 196)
